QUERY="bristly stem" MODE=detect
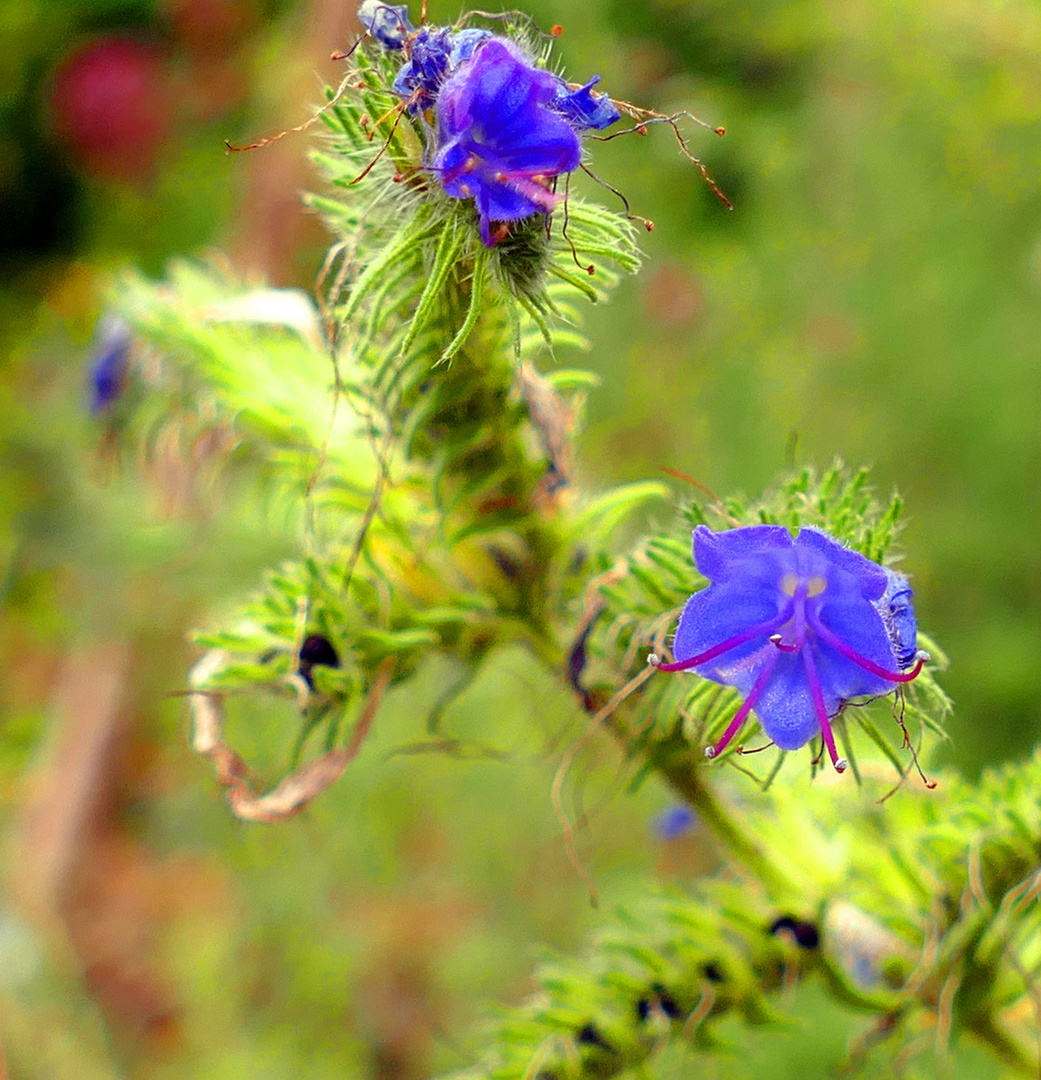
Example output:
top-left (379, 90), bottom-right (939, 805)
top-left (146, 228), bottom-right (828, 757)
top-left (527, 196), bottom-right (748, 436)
top-left (603, 709), bottom-right (797, 899)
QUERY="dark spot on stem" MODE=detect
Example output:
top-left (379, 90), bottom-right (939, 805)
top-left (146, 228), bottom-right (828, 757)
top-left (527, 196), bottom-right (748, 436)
top-left (650, 982), bottom-right (681, 1018)
top-left (702, 962), bottom-right (725, 983)
top-left (298, 634), bottom-right (340, 689)
top-left (576, 1022), bottom-right (614, 1051)
top-left (769, 915), bottom-right (820, 950)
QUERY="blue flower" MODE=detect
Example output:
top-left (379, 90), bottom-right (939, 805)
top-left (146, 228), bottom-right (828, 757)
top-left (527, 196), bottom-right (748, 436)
top-left (355, 3), bottom-right (624, 244)
top-left (651, 525), bottom-right (927, 773)
top-left (87, 315), bottom-right (132, 414)
top-left (433, 38), bottom-right (582, 246)
top-left (358, 0), bottom-right (413, 50)
top-left (385, 18), bottom-right (493, 111)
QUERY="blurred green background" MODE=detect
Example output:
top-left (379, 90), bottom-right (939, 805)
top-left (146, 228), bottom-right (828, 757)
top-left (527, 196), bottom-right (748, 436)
top-left (1, 0), bottom-right (1039, 1076)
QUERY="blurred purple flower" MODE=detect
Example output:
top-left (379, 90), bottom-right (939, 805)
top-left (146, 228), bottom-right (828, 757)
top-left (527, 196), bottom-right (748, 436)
top-left (433, 38), bottom-right (582, 246)
top-left (651, 525), bottom-right (927, 773)
top-left (653, 805), bottom-right (697, 840)
top-left (87, 315), bottom-right (132, 414)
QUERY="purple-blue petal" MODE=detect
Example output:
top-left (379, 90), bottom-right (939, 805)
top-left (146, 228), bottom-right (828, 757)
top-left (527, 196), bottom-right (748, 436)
top-left (653, 805), bottom-right (697, 840)
top-left (795, 528), bottom-right (888, 600)
top-left (812, 589), bottom-right (899, 700)
top-left (87, 315), bottom-right (131, 414)
top-left (392, 25), bottom-right (453, 106)
top-left (552, 76), bottom-right (621, 131)
top-left (449, 28), bottom-right (491, 66)
top-left (438, 40), bottom-right (565, 145)
top-left (433, 37), bottom-right (581, 244)
top-left (476, 182), bottom-right (542, 225)
top-left (748, 650), bottom-right (821, 750)
top-left (672, 581), bottom-right (784, 695)
top-left (877, 569), bottom-right (918, 669)
top-left (693, 524), bottom-right (794, 584)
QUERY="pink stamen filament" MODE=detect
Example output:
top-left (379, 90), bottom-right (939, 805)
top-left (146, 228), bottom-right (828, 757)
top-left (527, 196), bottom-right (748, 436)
top-left (653, 601), bottom-right (794, 673)
top-left (808, 616), bottom-right (927, 683)
top-left (801, 644), bottom-right (846, 773)
top-left (705, 651), bottom-right (780, 760)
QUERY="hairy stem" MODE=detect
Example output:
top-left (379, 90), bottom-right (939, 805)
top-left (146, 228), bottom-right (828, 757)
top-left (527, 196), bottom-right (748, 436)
top-left (603, 711), bottom-right (798, 899)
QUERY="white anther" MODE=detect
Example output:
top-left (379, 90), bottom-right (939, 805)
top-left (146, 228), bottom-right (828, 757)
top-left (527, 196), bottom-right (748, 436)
top-left (647, 653), bottom-right (660, 667)
top-left (835, 757), bottom-right (848, 773)
top-left (704, 746), bottom-right (716, 760)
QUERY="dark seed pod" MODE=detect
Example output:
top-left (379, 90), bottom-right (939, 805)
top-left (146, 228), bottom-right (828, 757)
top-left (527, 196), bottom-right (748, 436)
top-left (769, 915), bottom-right (820, 950)
top-left (650, 982), bottom-right (682, 1018)
top-left (297, 634), bottom-right (341, 688)
top-left (576, 1022), bottom-right (614, 1051)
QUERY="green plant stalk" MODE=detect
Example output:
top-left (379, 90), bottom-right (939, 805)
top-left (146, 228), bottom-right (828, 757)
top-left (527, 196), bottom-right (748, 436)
top-left (643, 721), bottom-right (799, 898)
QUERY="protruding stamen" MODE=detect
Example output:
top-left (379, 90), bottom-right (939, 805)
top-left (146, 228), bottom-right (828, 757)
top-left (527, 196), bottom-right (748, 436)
top-left (704, 651), bottom-right (779, 760)
top-left (801, 644), bottom-right (845, 774)
top-left (810, 617), bottom-right (928, 683)
top-left (769, 634), bottom-right (799, 654)
top-left (652, 602), bottom-right (794, 673)
top-left (562, 172), bottom-right (596, 275)
top-left (578, 164), bottom-right (654, 231)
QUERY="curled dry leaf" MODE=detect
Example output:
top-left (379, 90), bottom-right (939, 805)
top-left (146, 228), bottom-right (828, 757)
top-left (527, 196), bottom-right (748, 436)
top-left (188, 650), bottom-right (394, 822)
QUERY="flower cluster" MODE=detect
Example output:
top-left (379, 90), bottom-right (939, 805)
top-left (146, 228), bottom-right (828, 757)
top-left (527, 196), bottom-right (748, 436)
top-left (433, 39), bottom-right (583, 246)
top-left (651, 525), bottom-right (928, 773)
top-left (357, 1), bottom-right (620, 246)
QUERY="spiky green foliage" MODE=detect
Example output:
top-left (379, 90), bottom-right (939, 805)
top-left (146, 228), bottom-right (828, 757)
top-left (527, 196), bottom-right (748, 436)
top-left (308, 44), bottom-right (641, 371)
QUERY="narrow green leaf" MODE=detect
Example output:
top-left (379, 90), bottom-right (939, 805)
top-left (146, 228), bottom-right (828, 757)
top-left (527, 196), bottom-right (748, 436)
top-left (398, 217), bottom-right (467, 357)
top-left (438, 247), bottom-right (488, 364)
